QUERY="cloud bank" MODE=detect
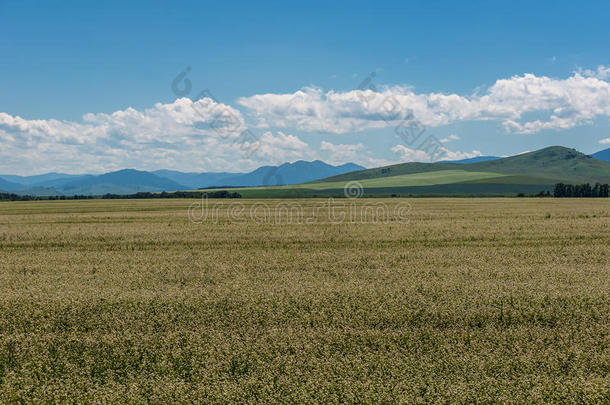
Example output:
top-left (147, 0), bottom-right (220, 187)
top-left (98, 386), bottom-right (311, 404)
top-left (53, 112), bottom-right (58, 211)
top-left (2, 68), bottom-right (610, 174)
top-left (238, 70), bottom-right (610, 135)
top-left (0, 98), bottom-right (315, 174)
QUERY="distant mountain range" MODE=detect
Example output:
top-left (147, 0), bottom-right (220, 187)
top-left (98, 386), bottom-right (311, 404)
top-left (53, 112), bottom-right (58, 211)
top-left (0, 177), bottom-right (22, 192)
top-left (153, 161), bottom-right (363, 189)
top-left (2, 147), bottom-right (609, 196)
top-left (0, 161), bottom-right (365, 195)
top-left (0, 172), bottom-right (83, 186)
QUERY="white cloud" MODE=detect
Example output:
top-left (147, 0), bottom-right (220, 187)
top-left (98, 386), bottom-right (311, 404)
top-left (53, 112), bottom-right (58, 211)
top-left (440, 134), bottom-right (460, 143)
top-left (441, 148), bottom-right (483, 161)
top-left (238, 71), bottom-right (610, 135)
top-left (577, 65), bottom-right (610, 80)
top-left (318, 141), bottom-right (395, 167)
top-left (391, 145), bottom-right (432, 162)
top-left (320, 141), bottom-right (364, 163)
top-left (0, 99), bottom-right (313, 174)
top-left (5, 68), bottom-right (610, 175)
top-left (248, 131), bottom-right (312, 162)
top-left (391, 144), bottom-right (482, 163)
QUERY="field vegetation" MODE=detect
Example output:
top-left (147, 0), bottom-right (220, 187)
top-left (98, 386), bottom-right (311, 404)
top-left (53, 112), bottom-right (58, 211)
top-left (0, 198), bottom-right (608, 402)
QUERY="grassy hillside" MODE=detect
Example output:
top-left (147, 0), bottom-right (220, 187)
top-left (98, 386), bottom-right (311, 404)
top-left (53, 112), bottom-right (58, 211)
top-left (465, 146), bottom-right (610, 183)
top-left (195, 171), bottom-right (513, 197)
top-left (198, 147), bottom-right (610, 197)
top-left (300, 170), bottom-right (508, 189)
top-left (319, 146), bottom-right (610, 185)
top-left (313, 162), bottom-right (463, 183)
top-left (259, 146), bottom-right (608, 197)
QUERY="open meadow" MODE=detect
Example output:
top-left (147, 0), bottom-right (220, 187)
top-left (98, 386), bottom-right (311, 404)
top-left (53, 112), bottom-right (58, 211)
top-left (0, 198), bottom-right (609, 402)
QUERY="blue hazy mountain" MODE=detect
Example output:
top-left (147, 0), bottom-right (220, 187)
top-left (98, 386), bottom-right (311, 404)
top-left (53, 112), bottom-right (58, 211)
top-left (591, 148), bottom-right (610, 162)
top-left (8, 187), bottom-right (63, 197)
top-left (438, 156), bottom-right (501, 164)
top-left (0, 172), bottom-right (85, 186)
top-left (153, 161), bottom-right (366, 188)
top-left (60, 169), bottom-right (186, 195)
top-left (0, 173), bottom-right (91, 193)
top-left (1, 161), bottom-right (364, 195)
top-left (152, 170), bottom-right (236, 189)
top-left (208, 161), bottom-right (366, 187)
top-left (0, 177), bottom-right (24, 192)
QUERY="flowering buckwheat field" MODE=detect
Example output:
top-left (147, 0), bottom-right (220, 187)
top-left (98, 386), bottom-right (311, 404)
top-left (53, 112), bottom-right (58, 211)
top-left (0, 198), bottom-right (608, 402)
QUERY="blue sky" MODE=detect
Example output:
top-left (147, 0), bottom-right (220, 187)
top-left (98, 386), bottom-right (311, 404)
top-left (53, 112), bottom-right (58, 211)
top-left (1, 0), bottom-right (610, 174)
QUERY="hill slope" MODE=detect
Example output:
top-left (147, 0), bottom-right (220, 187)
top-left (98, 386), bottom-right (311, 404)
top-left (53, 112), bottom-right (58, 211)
top-left (465, 146), bottom-right (610, 183)
top-left (318, 146), bottom-right (610, 185)
top-left (438, 156), bottom-right (500, 164)
top-left (220, 146), bottom-right (609, 197)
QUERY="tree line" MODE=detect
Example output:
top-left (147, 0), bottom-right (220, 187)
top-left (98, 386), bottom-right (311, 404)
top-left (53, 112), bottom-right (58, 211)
top-left (0, 190), bottom-right (241, 201)
top-left (0, 193), bottom-right (96, 201)
top-left (101, 190), bottom-right (241, 199)
top-left (554, 183), bottom-right (609, 197)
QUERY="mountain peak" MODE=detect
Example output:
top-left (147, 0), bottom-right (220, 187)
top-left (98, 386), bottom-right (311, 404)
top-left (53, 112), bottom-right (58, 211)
top-left (526, 146), bottom-right (586, 160)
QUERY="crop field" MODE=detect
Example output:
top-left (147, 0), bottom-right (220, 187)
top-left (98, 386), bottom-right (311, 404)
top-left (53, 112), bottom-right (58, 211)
top-left (304, 170), bottom-right (508, 189)
top-left (0, 198), bottom-right (609, 402)
top-left (212, 170), bottom-right (509, 192)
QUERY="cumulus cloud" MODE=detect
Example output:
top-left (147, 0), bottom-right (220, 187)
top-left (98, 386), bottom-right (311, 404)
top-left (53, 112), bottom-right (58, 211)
top-left (390, 145), bottom-right (432, 162)
top-left (578, 65), bottom-right (610, 81)
top-left (599, 137), bottom-right (610, 144)
top-left (319, 140), bottom-right (395, 167)
top-left (440, 134), bottom-right (460, 143)
top-left (320, 141), bottom-right (364, 163)
top-left (248, 131), bottom-right (312, 162)
top-left (391, 144), bottom-right (482, 163)
top-left (5, 68), bottom-right (610, 174)
top-left (238, 71), bottom-right (610, 135)
top-left (0, 99), bottom-right (312, 174)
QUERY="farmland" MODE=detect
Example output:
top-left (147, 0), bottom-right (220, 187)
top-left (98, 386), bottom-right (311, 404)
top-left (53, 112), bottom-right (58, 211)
top-left (0, 198), bottom-right (609, 402)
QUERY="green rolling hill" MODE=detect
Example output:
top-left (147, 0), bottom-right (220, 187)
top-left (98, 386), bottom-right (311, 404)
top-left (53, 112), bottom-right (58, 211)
top-left (317, 146), bottom-right (610, 184)
top-left (202, 146), bottom-right (610, 197)
top-left (464, 146), bottom-right (610, 183)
